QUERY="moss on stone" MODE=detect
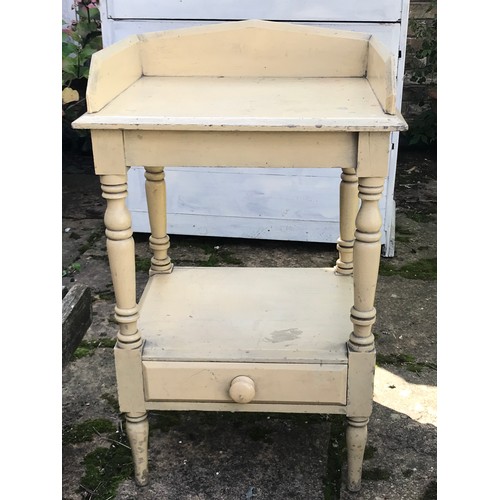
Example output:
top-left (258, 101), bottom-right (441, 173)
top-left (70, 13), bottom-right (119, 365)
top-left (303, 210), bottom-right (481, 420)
top-left (379, 257), bottom-right (437, 280)
top-left (78, 228), bottom-right (104, 254)
top-left (71, 338), bottom-right (116, 360)
top-left (405, 210), bottom-right (435, 223)
top-left (63, 418), bottom-right (116, 445)
top-left (79, 435), bottom-right (133, 499)
top-left (395, 225), bottom-right (414, 236)
top-left (376, 353), bottom-right (437, 373)
top-left (199, 248), bottom-right (243, 267)
top-left (135, 256), bottom-right (151, 273)
top-left (98, 291), bottom-right (115, 301)
top-left (395, 235), bottom-right (412, 243)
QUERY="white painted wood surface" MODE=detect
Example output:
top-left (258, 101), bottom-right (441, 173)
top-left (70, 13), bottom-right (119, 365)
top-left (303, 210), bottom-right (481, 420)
top-left (96, 3), bottom-right (409, 256)
top-left (139, 267), bottom-right (352, 364)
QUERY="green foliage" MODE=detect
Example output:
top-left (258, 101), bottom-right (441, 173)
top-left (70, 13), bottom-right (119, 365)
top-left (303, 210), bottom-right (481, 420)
top-left (406, 108), bottom-right (437, 147)
top-left (62, 1), bottom-right (102, 87)
top-left (62, 2), bottom-right (103, 153)
top-left (71, 338), bottom-right (116, 360)
top-left (80, 427), bottom-right (134, 499)
top-left (62, 262), bottom-right (81, 277)
top-left (409, 14), bottom-right (437, 86)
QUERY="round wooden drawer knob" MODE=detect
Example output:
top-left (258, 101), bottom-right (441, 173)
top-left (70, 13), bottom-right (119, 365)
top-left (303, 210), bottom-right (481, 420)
top-left (229, 376), bottom-right (255, 404)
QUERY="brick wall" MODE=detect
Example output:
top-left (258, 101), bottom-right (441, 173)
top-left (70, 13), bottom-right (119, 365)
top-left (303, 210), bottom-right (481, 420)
top-left (402, 1), bottom-right (437, 129)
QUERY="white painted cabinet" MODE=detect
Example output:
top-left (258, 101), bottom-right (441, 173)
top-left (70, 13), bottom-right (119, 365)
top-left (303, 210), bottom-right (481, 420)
top-left (97, 0), bottom-right (410, 256)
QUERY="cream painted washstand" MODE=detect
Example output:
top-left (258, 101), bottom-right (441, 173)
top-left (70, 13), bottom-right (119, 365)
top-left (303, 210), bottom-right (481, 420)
top-left (72, 20), bottom-right (407, 492)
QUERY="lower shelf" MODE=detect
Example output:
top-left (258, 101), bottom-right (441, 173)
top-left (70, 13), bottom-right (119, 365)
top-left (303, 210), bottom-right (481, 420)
top-left (139, 266), bottom-right (353, 364)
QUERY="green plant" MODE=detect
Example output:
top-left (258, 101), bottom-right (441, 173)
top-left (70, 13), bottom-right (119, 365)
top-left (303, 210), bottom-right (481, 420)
top-left (62, 1), bottom-right (102, 91)
top-left (62, 1), bottom-right (102, 153)
top-left (62, 262), bottom-right (81, 277)
top-left (409, 7), bottom-right (437, 87)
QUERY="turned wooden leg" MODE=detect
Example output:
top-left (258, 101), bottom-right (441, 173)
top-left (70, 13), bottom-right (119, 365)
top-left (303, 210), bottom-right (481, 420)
top-left (345, 176), bottom-right (384, 490)
top-left (126, 412), bottom-right (149, 486)
top-left (101, 174), bottom-right (141, 349)
top-left (346, 417), bottom-right (369, 492)
top-left (101, 174), bottom-right (148, 485)
top-left (349, 176), bottom-right (384, 353)
top-left (144, 167), bottom-right (173, 275)
top-left (335, 167), bottom-right (358, 275)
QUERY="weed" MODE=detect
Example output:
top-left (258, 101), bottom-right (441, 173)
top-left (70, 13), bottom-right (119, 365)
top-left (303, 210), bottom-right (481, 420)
top-left (62, 262), bottom-right (81, 277)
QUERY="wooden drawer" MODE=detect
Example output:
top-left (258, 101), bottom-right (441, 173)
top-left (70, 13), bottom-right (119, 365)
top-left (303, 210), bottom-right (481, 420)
top-left (143, 361), bottom-right (347, 406)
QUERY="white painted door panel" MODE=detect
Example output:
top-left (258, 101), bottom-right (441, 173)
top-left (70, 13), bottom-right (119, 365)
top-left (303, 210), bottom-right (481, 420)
top-left (101, 20), bottom-right (401, 57)
top-left (105, 0), bottom-right (403, 22)
top-left (127, 167), bottom-right (389, 244)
